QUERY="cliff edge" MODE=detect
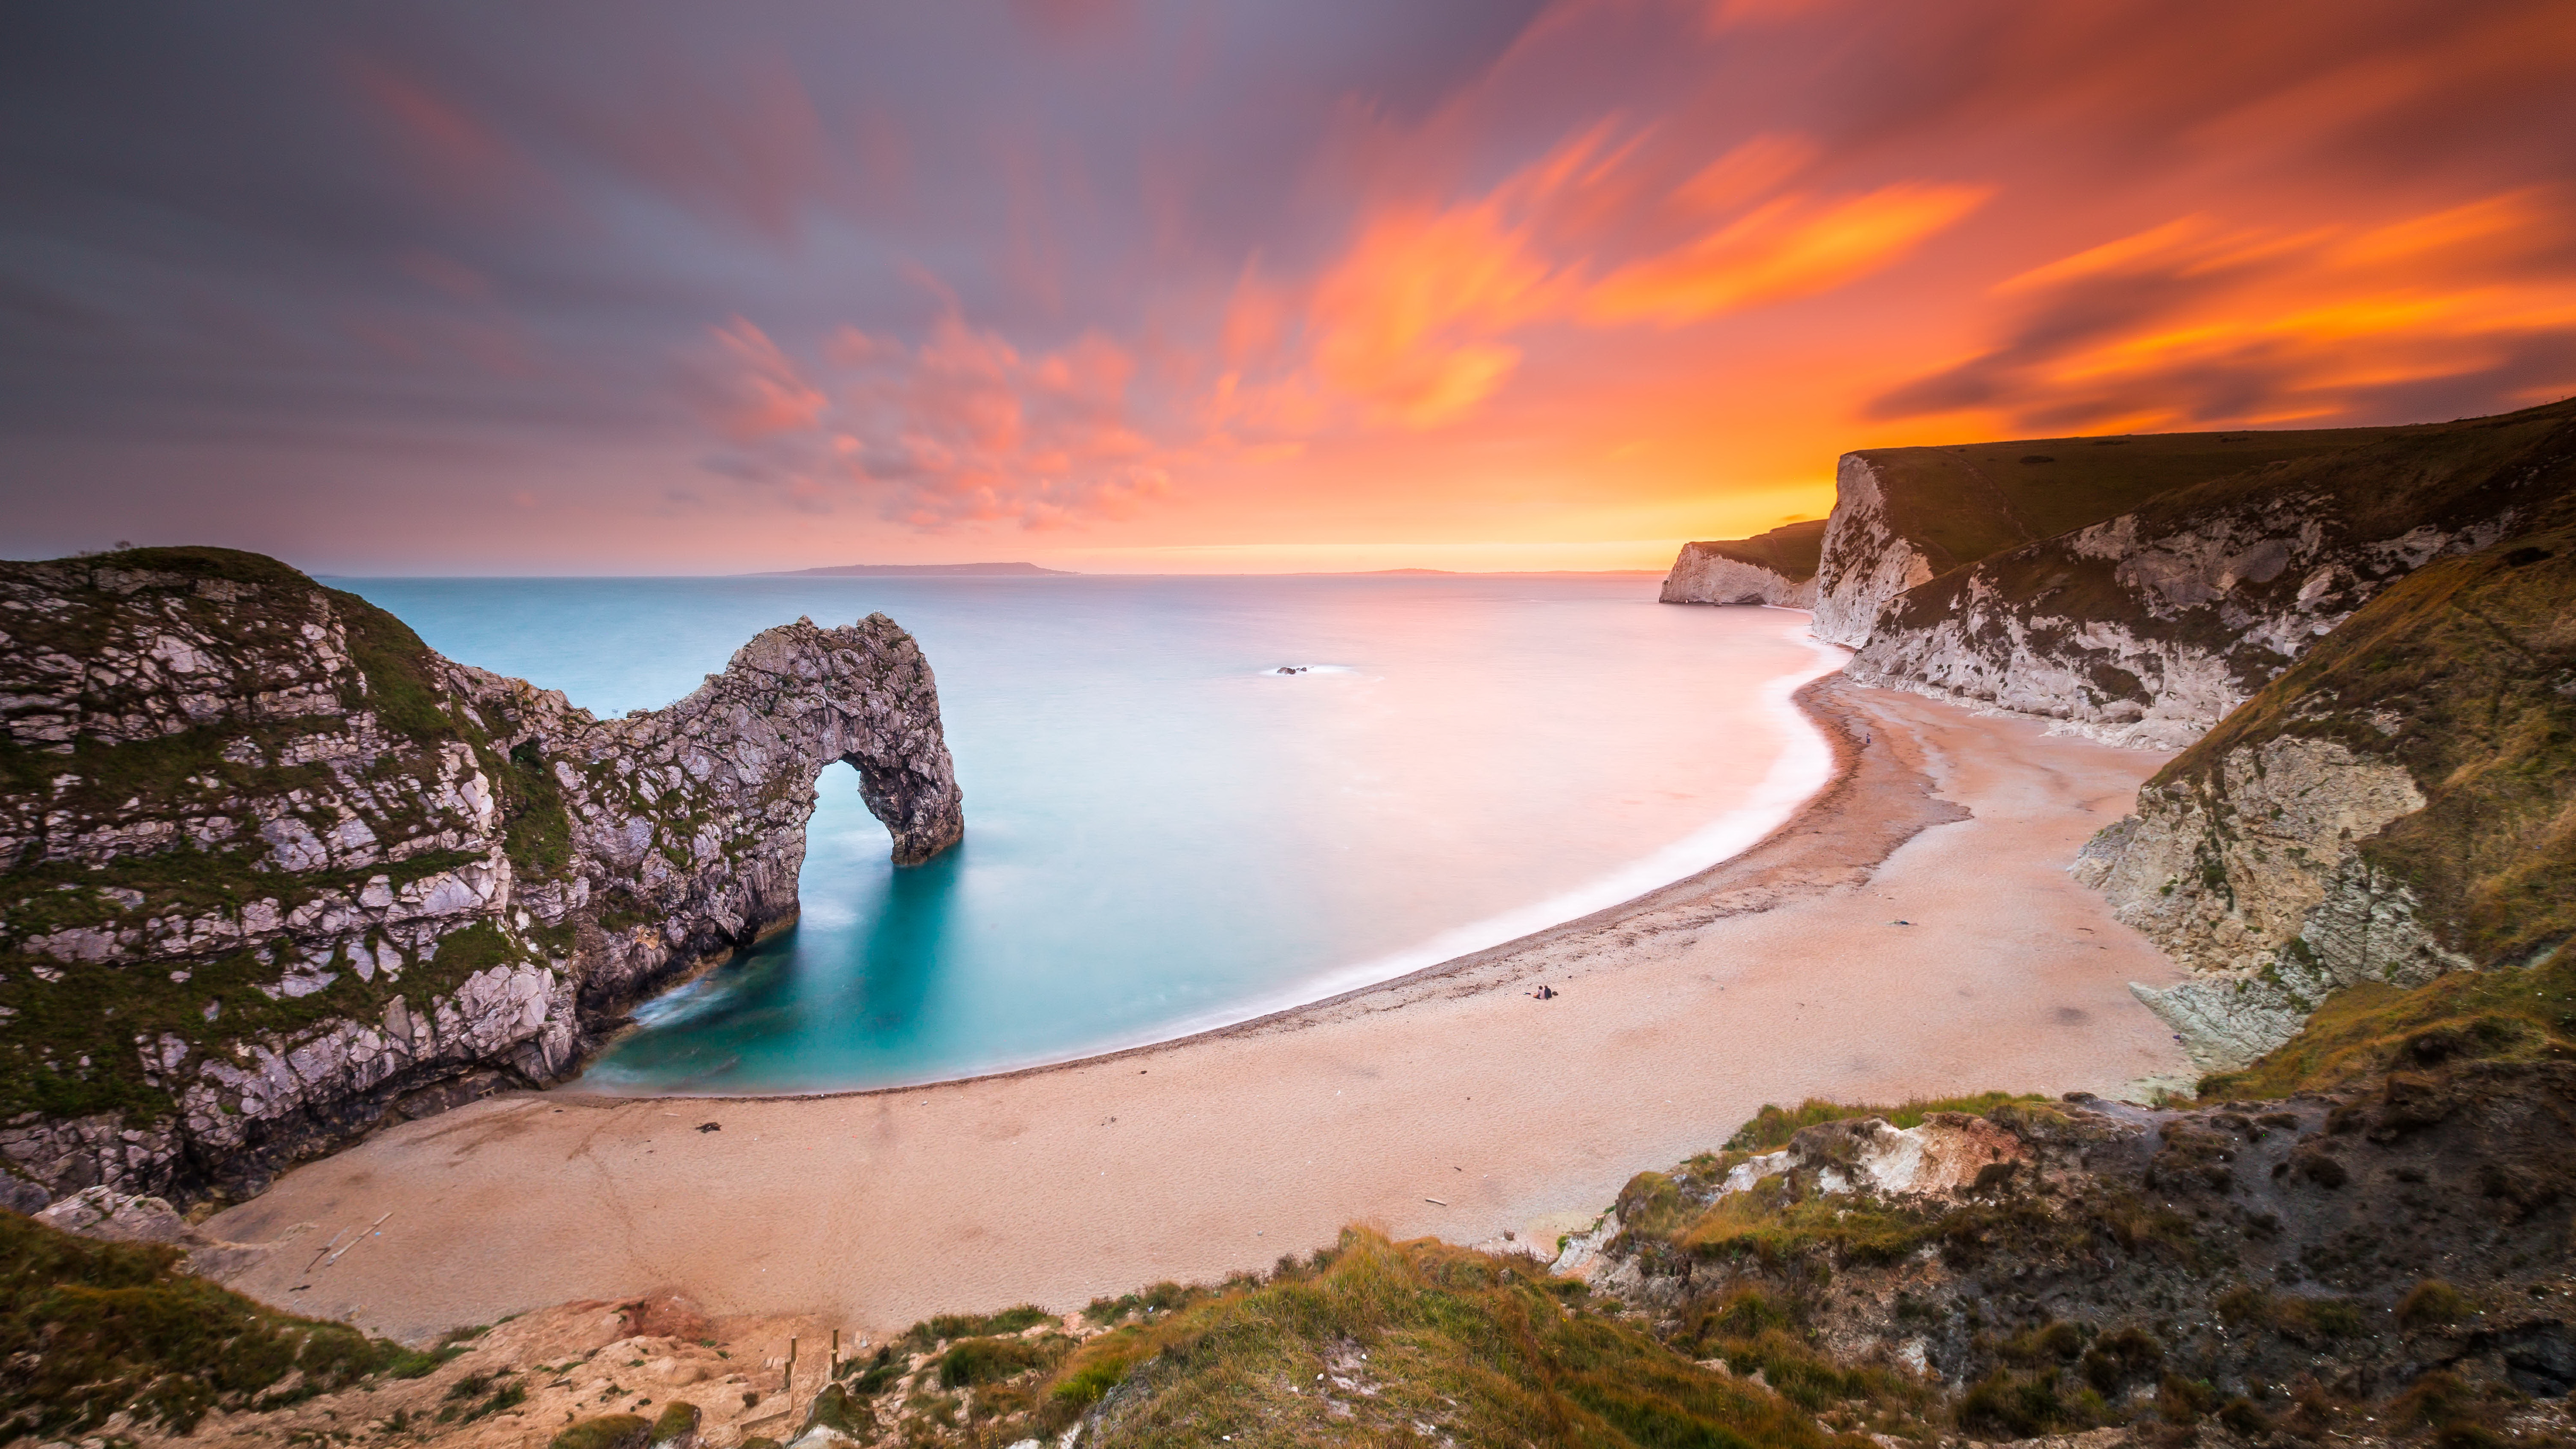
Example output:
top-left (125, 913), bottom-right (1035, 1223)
top-left (1809, 422), bottom-right (2400, 649)
top-left (1848, 399), bottom-right (2576, 746)
top-left (0, 548), bottom-right (962, 1206)
top-left (1658, 519), bottom-right (1826, 608)
top-left (2073, 518), bottom-right (2576, 1069)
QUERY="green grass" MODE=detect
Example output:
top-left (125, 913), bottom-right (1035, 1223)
top-left (1690, 519), bottom-right (1828, 582)
top-left (550, 1413), bottom-right (651, 1449)
top-left (0, 547), bottom-right (582, 1125)
top-left (0, 1207), bottom-right (416, 1437)
top-left (2159, 520), bottom-right (2576, 974)
top-left (901, 1302), bottom-right (1057, 1348)
top-left (939, 1334), bottom-right (1056, 1387)
top-left (1045, 1228), bottom-right (1876, 1448)
top-left (1854, 422), bottom-right (2412, 579)
top-left (2198, 951), bottom-right (2576, 1101)
top-left (1722, 1093), bottom-right (2048, 1152)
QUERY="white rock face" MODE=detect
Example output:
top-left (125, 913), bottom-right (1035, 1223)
top-left (2074, 736), bottom-right (2469, 1069)
top-left (1657, 546), bottom-right (1817, 608)
top-left (0, 560), bottom-right (964, 1206)
top-left (1843, 484), bottom-right (2517, 745)
top-left (1811, 455), bottom-right (1933, 648)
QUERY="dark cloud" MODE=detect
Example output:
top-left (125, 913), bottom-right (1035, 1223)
top-left (1, 1), bottom-right (2571, 569)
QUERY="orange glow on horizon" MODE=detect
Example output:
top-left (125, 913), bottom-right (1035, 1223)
top-left (8, 1), bottom-right (2574, 574)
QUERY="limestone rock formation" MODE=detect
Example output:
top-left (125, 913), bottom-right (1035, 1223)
top-left (0, 548), bottom-right (962, 1205)
top-left (2075, 525), bottom-right (2576, 1068)
top-left (1811, 455), bottom-right (1936, 645)
top-left (1657, 519), bottom-right (1824, 608)
top-left (1805, 423), bottom-right (2388, 651)
top-left (1840, 398), bottom-right (2575, 745)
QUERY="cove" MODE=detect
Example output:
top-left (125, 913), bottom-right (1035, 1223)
top-left (330, 574), bottom-right (1838, 1093)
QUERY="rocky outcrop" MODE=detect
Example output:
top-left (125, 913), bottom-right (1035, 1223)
top-left (1587, 1077), bottom-right (2576, 1422)
top-left (2076, 524), bottom-right (2576, 1069)
top-left (2075, 738), bottom-right (2470, 1068)
top-left (1658, 519), bottom-right (1824, 608)
top-left (1801, 424), bottom-right (2387, 651)
top-left (1843, 398), bottom-right (2576, 745)
top-left (0, 548), bottom-right (961, 1205)
top-left (1811, 455), bottom-right (1936, 645)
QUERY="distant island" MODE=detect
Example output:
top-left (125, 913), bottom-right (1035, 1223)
top-left (753, 561), bottom-right (1077, 577)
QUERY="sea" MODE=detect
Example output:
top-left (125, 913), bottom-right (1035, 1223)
top-left (329, 574), bottom-right (1841, 1095)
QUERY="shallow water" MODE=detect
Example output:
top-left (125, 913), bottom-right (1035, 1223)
top-left (330, 575), bottom-right (1835, 1093)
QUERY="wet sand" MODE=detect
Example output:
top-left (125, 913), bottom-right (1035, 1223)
top-left (206, 678), bottom-right (2191, 1343)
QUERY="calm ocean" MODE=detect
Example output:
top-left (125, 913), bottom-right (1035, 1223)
top-left (330, 575), bottom-right (1838, 1094)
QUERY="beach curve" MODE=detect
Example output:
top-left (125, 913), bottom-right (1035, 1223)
top-left (201, 673), bottom-right (2196, 1343)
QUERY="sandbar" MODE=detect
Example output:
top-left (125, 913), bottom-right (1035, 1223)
top-left (206, 677), bottom-right (2191, 1343)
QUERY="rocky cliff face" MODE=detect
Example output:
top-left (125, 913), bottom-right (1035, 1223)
top-left (0, 548), bottom-right (961, 1206)
top-left (1807, 422), bottom-right (2396, 651)
top-left (2074, 521), bottom-right (2576, 1069)
top-left (1843, 399), bottom-right (2575, 746)
top-left (1657, 519), bottom-right (1825, 608)
top-left (1811, 455), bottom-right (1936, 644)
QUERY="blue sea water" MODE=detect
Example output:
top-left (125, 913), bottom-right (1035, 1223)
top-left (330, 574), bottom-right (1835, 1095)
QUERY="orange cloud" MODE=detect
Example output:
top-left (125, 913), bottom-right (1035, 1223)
top-left (1310, 200), bottom-right (1566, 426)
top-left (1585, 183), bottom-right (1992, 325)
top-left (1871, 187), bottom-right (2576, 433)
top-left (1296, 120), bottom-right (1987, 429)
top-left (692, 313), bottom-right (1179, 531)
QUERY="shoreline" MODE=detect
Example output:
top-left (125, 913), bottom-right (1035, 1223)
top-left (204, 677), bottom-right (2193, 1343)
top-left (572, 617), bottom-right (1851, 1103)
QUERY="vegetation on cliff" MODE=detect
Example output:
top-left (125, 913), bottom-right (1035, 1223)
top-left (1851, 422), bottom-right (2405, 583)
top-left (1, 544), bottom-right (962, 1209)
top-left (1685, 519), bottom-right (1829, 582)
top-left (0, 1206), bottom-right (443, 1438)
top-left (2156, 516), bottom-right (2576, 977)
top-left (0, 548), bottom-right (571, 1130)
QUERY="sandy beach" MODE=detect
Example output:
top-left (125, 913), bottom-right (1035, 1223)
top-left (205, 677), bottom-right (2191, 1344)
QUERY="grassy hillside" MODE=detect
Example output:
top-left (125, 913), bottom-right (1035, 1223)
top-left (1690, 519), bottom-right (1828, 581)
top-left (0, 1208), bottom-right (445, 1437)
top-left (2156, 518), bottom-right (2576, 974)
top-left (1852, 422), bottom-right (2407, 577)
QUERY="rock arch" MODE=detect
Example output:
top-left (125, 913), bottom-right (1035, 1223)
top-left (460, 611), bottom-right (967, 1000)
top-left (0, 551), bottom-right (969, 1205)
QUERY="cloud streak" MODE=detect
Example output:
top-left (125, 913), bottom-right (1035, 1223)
top-left (0, 0), bottom-right (2571, 571)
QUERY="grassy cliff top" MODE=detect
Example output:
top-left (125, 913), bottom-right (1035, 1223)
top-left (0, 548), bottom-right (577, 1127)
top-left (1685, 519), bottom-right (1828, 582)
top-left (1854, 420), bottom-right (2420, 577)
top-left (0, 1208), bottom-right (443, 1437)
top-left (2157, 516), bottom-right (2576, 971)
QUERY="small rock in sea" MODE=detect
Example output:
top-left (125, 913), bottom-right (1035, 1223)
top-left (697, 1122), bottom-right (721, 1133)
top-left (1891, 919), bottom-right (1911, 926)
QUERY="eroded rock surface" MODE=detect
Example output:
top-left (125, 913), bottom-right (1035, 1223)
top-left (1659, 519), bottom-right (1825, 609)
top-left (1591, 1078), bottom-right (2576, 1417)
top-left (0, 548), bottom-right (961, 1205)
top-left (2075, 525), bottom-right (2576, 1068)
top-left (1811, 455), bottom-right (1934, 646)
top-left (1845, 400), bottom-right (2574, 745)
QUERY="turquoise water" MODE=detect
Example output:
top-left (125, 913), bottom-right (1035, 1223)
top-left (332, 575), bottom-right (1835, 1094)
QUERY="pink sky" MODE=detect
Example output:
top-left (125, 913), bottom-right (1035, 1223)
top-left (3, 0), bottom-right (2572, 572)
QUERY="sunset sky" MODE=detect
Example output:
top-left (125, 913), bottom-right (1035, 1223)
top-left (4, 1), bottom-right (2573, 574)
